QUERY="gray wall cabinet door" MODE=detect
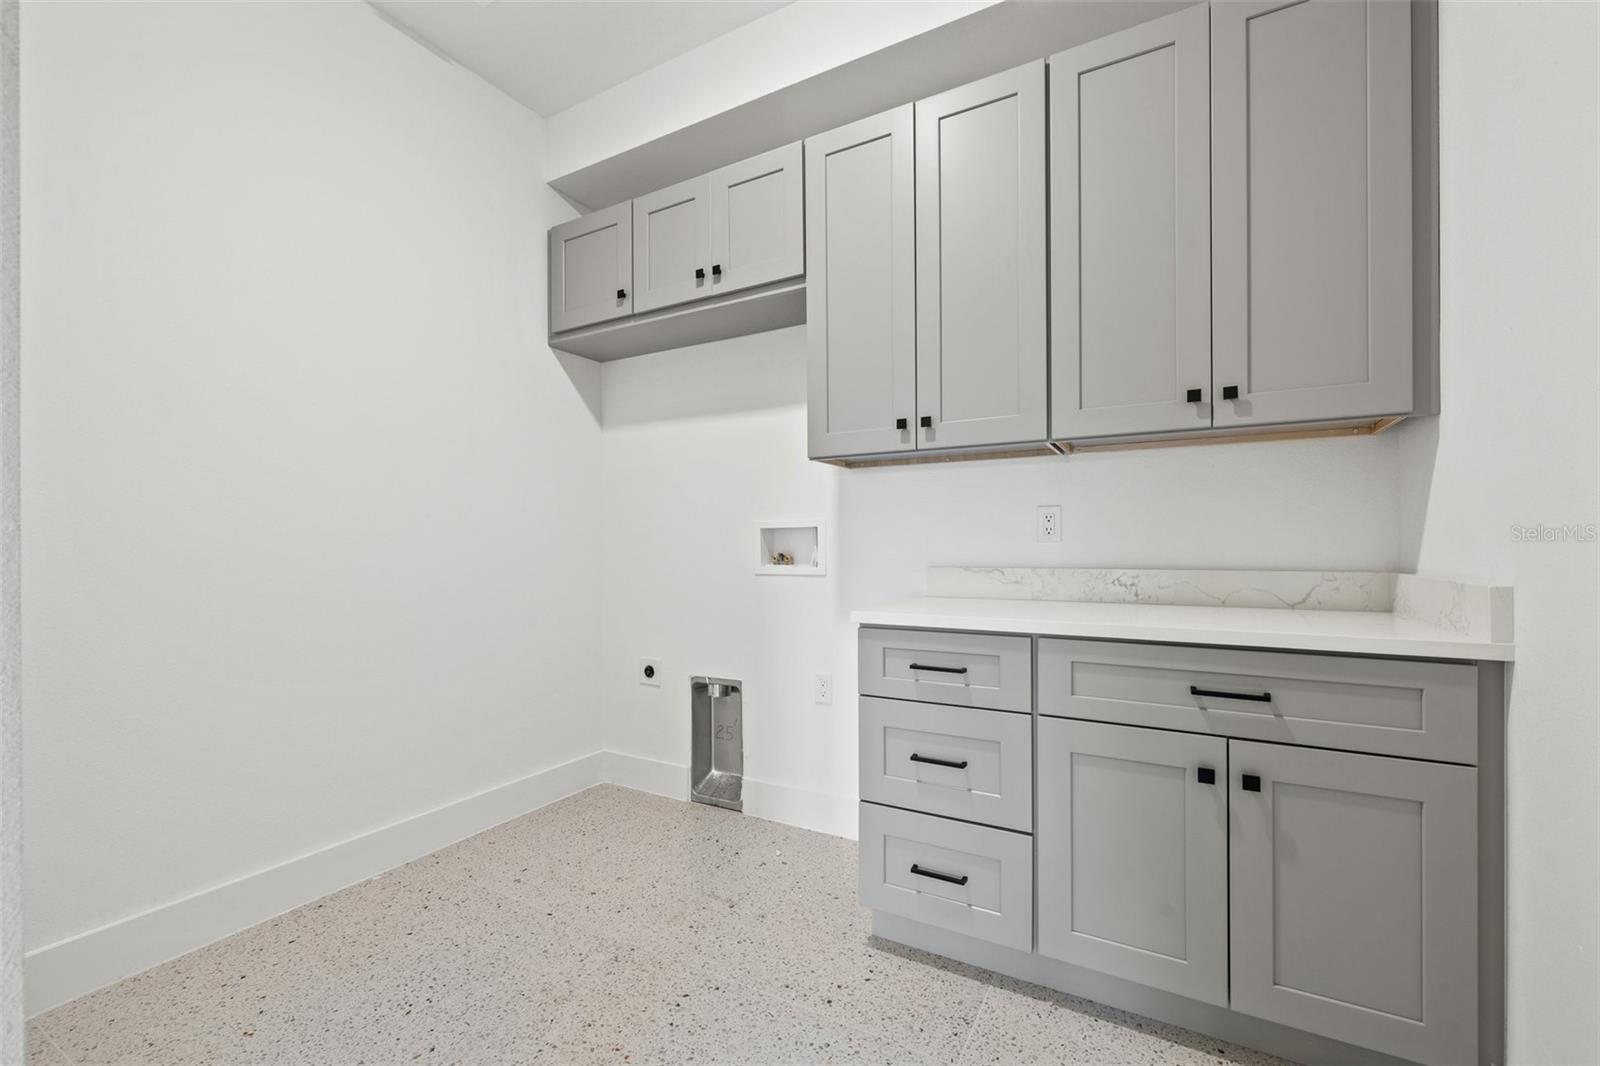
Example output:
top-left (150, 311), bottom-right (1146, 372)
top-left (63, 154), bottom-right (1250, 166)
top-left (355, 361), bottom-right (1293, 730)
top-left (1212, 0), bottom-right (1413, 428)
top-left (548, 202), bottom-right (632, 333)
top-left (632, 174), bottom-right (712, 313)
top-left (1049, 5), bottom-right (1211, 441)
top-left (709, 141), bottom-right (804, 297)
top-left (1036, 718), bottom-right (1228, 1007)
top-left (915, 61), bottom-right (1047, 450)
top-left (1230, 741), bottom-right (1477, 1066)
top-left (805, 106), bottom-right (916, 459)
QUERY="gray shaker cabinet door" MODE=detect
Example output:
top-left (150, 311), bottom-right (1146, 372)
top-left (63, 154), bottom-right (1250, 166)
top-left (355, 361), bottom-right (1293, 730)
top-left (805, 107), bottom-right (917, 459)
top-left (709, 141), bottom-right (804, 297)
top-left (1230, 741), bottom-right (1477, 1066)
top-left (548, 202), bottom-right (632, 333)
top-left (632, 174), bottom-right (713, 313)
top-left (1050, 4), bottom-right (1211, 441)
top-left (1211, 0), bottom-right (1413, 428)
top-left (915, 61), bottom-right (1047, 450)
top-left (1037, 718), bottom-right (1228, 1007)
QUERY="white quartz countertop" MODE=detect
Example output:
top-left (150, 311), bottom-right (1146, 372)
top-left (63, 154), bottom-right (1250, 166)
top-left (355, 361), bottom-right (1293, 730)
top-left (852, 597), bottom-right (1515, 662)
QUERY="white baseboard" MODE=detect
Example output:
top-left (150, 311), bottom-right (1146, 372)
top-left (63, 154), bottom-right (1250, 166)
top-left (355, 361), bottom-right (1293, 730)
top-left (25, 751), bottom-right (607, 1018)
top-left (604, 751), bottom-right (855, 840)
top-left (27, 750), bottom-right (854, 1018)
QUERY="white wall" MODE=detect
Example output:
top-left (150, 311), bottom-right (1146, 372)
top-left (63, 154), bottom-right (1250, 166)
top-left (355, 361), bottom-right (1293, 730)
top-left (22, 0), bottom-right (602, 967)
top-left (543, 1), bottom-right (993, 182)
top-left (598, 328), bottom-right (1410, 832)
top-left (1396, 3), bottom-right (1598, 1061)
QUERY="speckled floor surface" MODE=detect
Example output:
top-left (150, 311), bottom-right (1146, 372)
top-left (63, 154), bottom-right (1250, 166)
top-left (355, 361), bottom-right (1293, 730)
top-left (29, 785), bottom-right (1295, 1066)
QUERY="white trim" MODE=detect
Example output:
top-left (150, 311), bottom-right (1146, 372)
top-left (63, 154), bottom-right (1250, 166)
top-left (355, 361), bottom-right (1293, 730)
top-left (604, 750), bottom-right (690, 801)
top-left (605, 751), bottom-right (854, 839)
top-left (26, 750), bottom-right (855, 1018)
top-left (25, 751), bottom-right (607, 1017)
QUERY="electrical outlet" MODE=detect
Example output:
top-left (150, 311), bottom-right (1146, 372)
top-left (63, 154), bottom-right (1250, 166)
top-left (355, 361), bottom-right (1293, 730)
top-left (1037, 505), bottom-right (1062, 543)
top-left (639, 657), bottom-right (662, 687)
top-left (814, 674), bottom-right (833, 705)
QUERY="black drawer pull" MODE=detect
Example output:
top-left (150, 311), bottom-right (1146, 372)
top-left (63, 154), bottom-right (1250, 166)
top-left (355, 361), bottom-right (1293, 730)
top-left (1197, 766), bottom-right (1215, 785)
top-left (909, 753), bottom-right (969, 770)
top-left (896, 417), bottom-right (908, 430)
top-left (1241, 773), bottom-right (1262, 792)
top-left (908, 663), bottom-right (968, 675)
top-left (910, 864), bottom-right (969, 886)
top-left (1190, 685), bottom-right (1271, 703)
top-left (712, 264), bottom-right (723, 277)
top-left (695, 267), bottom-right (706, 280)
top-left (616, 288), bottom-right (626, 300)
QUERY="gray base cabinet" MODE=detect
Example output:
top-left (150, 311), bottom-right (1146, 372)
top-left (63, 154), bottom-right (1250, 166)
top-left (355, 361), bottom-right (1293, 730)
top-left (1230, 741), bottom-right (1477, 1066)
top-left (859, 624), bottom-right (1497, 1066)
top-left (1037, 718), bottom-right (1227, 1006)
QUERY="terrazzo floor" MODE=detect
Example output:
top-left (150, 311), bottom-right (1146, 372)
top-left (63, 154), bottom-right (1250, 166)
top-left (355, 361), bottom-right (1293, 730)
top-left (28, 785), bottom-right (1296, 1066)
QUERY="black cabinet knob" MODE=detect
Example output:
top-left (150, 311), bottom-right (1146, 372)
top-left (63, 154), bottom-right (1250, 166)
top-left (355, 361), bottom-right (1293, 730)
top-left (1222, 385), bottom-right (1240, 400)
top-left (1241, 773), bottom-right (1261, 792)
top-left (616, 288), bottom-right (626, 300)
top-left (1197, 767), bottom-right (1215, 785)
top-left (1186, 388), bottom-right (1203, 403)
top-left (695, 267), bottom-right (706, 280)
top-left (895, 418), bottom-right (908, 430)
top-left (712, 264), bottom-right (722, 277)
top-left (919, 416), bottom-right (932, 429)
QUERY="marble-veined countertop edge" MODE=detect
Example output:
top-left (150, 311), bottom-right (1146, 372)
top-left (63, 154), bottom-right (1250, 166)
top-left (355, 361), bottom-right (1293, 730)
top-left (853, 567), bottom-right (1514, 662)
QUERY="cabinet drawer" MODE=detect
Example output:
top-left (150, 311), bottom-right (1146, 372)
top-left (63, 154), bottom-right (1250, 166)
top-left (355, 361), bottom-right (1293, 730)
top-left (1038, 639), bottom-right (1477, 764)
top-left (859, 697), bottom-right (1032, 831)
top-left (858, 803), bottom-right (1032, 952)
top-left (859, 628), bottom-right (1032, 712)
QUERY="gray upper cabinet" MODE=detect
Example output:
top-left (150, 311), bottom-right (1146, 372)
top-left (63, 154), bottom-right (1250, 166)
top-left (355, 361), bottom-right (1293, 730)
top-left (1037, 718), bottom-right (1228, 1006)
top-left (548, 202), bottom-right (632, 333)
top-left (1050, 6), bottom-right (1211, 441)
top-left (1230, 740), bottom-right (1477, 1066)
top-left (632, 174), bottom-right (712, 313)
top-left (806, 106), bottom-right (917, 459)
top-left (709, 142), bottom-right (804, 297)
top-left (1211, 0), bottom-right (1414, 428)
top-left (915, 61), bottom-right (1047, 450)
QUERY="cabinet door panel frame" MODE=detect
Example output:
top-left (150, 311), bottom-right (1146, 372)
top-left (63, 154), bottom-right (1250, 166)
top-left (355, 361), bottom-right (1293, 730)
top-left (1050, 4), bottom-right (1212, 440)
top-left (1230, 740), bottom-right (1477, 1066)
top-left (1211, 0), bottom-right (1413, 427)
top-left (632, 174), bottom-right (712, 313)
top-left (709, 141), bottom-right (805, 296)
top-left (805, 106), bottom-right (917, 459)
top-left (915, 61), bottom-right (1047, 450)
top-left (548, 202), bottom-right (632, 333)
top-left (1037, 718), bottom-right (1228, 1006)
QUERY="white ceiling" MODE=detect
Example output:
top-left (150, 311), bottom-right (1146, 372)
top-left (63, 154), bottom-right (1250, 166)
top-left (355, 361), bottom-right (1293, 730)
top-left (368, 0), bottom-right (794, 118)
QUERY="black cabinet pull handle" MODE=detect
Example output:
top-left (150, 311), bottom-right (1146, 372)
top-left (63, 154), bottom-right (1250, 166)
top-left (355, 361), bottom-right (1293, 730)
top-left (1186, 388), bottom-right (1203, 403)
top-left (1222, 385), bottom-right (1240, 400)
top-left (695, 267), bottom-right (706, 280)
top-left (1190, 685), bottom-right (1271, 703)
top-left (909, 753), bottom-right (969, 770)
top-left (712, 264), bottom-right (722, 277)
top-left (909, 663), bottom-right (967, 675)
top-left (1197, 766), bottom-right (1215, 785)
top-left (919, 415), bottom-right (933, 429)
top-left (1242, 773), bottom-right (1262, 792)
top-left (910, 864), bottom-right (969, 886)
top-left (896, 418), bottom-right (908, 430)
top-left (617, 288), bottom-right (626, 300)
